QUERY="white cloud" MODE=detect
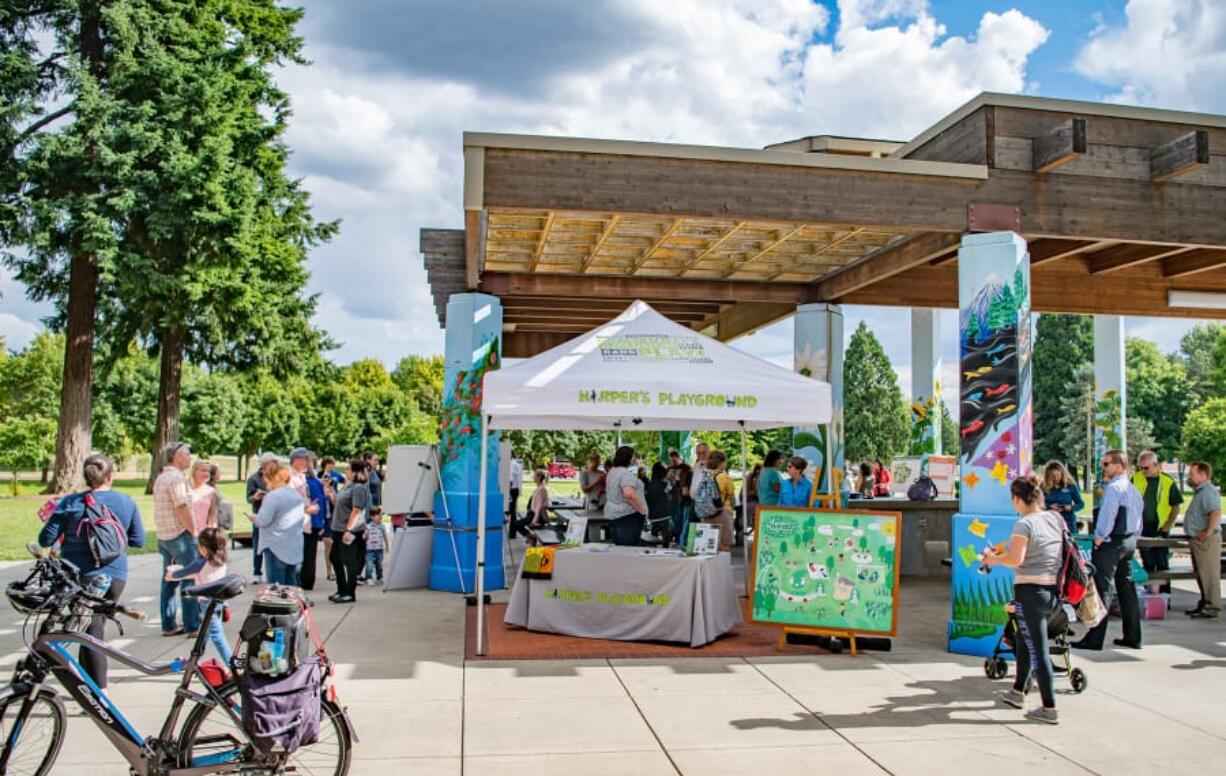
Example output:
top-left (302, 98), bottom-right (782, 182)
top-left (1074, 0), bottom-right (1226, 112)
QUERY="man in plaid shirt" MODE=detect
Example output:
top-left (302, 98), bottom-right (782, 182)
top-left (153, 442), bottom-right (201, 636)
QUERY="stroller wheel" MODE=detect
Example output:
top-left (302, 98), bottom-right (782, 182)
top-left (984, 658), bottom-right (1009, 680)
top-left (1070, 668), bottom-right (1088, 693)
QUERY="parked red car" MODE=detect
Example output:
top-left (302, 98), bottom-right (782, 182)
top-left (548, 460), bottom-right (576, 479)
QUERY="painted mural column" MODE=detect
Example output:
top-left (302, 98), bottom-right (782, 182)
top-left (909, 308), bottom-right (943, 455)
top-left (430, 292), bottom-right (506, 593)
top-left (1092, 315), bottom-right (1127, 500)
top-left (793, 303), bottom-right (844, 494)
top-left (949, 232), bottom-right (1034, 656)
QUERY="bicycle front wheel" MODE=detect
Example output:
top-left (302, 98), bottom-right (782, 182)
top-left (178, 681), bottom-right (351, 776)
top-left (0, 688), bottom-right (66, 776)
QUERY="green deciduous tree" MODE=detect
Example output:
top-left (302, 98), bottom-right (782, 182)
top-left (1178, 322), bottom-right (1225, 403)
top-left (843, 321), bottom-right (908, 464)
top-left (0, 333), bottom-right (64, 485)
top-left (1032, 314), bottom-right (1092, 465)
top-left (1182, 398), bottom-right (1226, 488)
top-left (1125, 338), bottom-right (1196, 460)
top-left (392, 354), bottom-right (445, 417)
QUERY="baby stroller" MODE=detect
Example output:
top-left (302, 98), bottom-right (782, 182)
top-left (984, 601), bottom-right (1088, 694)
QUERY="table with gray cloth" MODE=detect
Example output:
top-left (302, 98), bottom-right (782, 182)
top-left (504, 545), bottom-right (744, 647)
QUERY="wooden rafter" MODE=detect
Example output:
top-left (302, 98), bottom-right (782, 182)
top-left (480, 271), bottom-right (814, 305)
top-left (679, 221), bottom-right (747, 274)
top-left (1161, 248), bottom-right (1226, 278)
top-left (1033, 118), bottom-right (1087, 174)
top-left (1150, 130), bottom-right (1210, 183)
top-left (815, 231), bottom-right (962, 300)
top-left (762, 227), bottom-right (866, 280)
top-left (580, 215), bottom-right (621, 272)
top-left (629, 218), bottom-right (683, 273)
top-left (1085, 243), bottom-right (1192, 274)
top-left (726, 224), bottom-right (806, 278)
top-left (527, 212), bottom-right (555, 271)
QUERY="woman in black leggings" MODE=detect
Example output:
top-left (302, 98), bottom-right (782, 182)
top-left (982, 476), bottom-right (1067, 725)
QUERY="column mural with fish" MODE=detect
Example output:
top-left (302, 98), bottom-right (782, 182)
top-left (909, 308), bottom-right (942, 455)
top-left (1092, 316), bottom-right (1127, 502)
top-left (793, 303), bottom-right (844, 494)
top-left (949, 232), bottom-right (1034, 656)
top-left (430, 292), bottom-right (506, 593)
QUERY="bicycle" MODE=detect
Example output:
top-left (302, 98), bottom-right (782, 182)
top-left (0, 545), bottom-right (356, 775)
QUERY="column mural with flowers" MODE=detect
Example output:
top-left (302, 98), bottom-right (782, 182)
top-left (430, 293), bottom-right (506, 593)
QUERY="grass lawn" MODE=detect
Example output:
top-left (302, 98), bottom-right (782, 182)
top-left (0, 478), bottom-right (249, 562)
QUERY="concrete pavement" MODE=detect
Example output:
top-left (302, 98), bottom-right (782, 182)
top-left (0, 546), bottom-right (1223, 775)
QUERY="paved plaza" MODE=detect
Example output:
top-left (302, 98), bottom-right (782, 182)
top-left (1, 548), bottom-right (1223, 775)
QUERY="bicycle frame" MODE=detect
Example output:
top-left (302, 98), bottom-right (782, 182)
top-left (12, 598), bottom-right (253, 776)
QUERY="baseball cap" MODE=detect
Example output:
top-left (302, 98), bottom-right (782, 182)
top-left (289, 447), bottom-right (312, 462)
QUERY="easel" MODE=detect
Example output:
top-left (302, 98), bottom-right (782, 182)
top-left (776, 625), bottom-right (858, 656)
top-left (416, 446), bottom-right (469, 596)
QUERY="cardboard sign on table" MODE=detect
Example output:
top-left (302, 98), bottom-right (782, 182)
top-left (563, 516), bottom-right (587, 546)
top-left (687, 524), bottom-right (720, 556)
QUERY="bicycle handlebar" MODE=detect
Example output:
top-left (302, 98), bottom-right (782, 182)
top-left (23, 543), bottom-right (147, 622)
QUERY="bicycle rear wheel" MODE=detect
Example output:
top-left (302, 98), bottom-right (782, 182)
top-left (0, 688), bottom-right (66, 776)
top-left (178, 681), bottom-right (351, 776)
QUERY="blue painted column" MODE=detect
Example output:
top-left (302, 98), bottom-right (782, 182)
top-left (793, 303), bottom-right (844, 493)
top-left (949, 232), bottom-right (1034, 656)
top-left (430, 293), bottom-right (506, 593)
top-left (909, 308), bottom-right (943, 455)
top-left (1092, 315), bottom-right (1127, 502)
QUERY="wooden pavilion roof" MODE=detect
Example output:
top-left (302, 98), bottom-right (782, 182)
top-left (423, 93), bottom-right (1226, 357)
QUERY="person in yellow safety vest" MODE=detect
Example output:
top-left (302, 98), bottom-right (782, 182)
top-left (1133, 450), bottom-right (1183, 592)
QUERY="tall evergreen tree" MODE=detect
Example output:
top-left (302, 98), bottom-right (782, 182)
top-left (1, 2), bottom-right (143, 492)
top-left (843, 321), bottom-right (909, 463)
top-left (1032, 313), bottom-right (1092, 466)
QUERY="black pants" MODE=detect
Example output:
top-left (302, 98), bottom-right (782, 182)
top-left (300, 531), bottom-right (320, 590)
top-left (1083, 535), bottom-right (1142, 648)
top-left (1139, 521), bottom-right (1172, 593)
top-left (608, 514), bottom-right (645, 546)
top-left (332, 535), bottom-right (365, 599)
top-left (1013, 584), bottom-right (1059, 709)
top-left (82, 578), bottom-right (125, 689)
top-left (508, 509), bottom-right (536, 541)
top-left (507, 488), bottom-right (520, 520)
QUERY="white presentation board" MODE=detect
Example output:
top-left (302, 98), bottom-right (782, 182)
top-left (383, 445), bottom-right (439, 515)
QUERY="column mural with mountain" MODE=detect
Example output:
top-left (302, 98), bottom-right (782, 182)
top-left (949, 232), bottom-right (1034, 657)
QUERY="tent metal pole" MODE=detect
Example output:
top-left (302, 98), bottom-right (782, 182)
top-left (825, 421), bottom-right (835, 499)
top-left (476, 413), bottom-right (489, 657)
top-left (740, 425), bottom-right (750, 577)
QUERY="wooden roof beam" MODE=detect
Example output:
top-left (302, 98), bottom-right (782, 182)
top-left (527, 213), bottom-right (555, 271)
top-left (629, 218), bottom-right (684, 273)
top-left (1085, 243), bottom-right (1192, 274)
top-left (1029, 238), bottom-right (1106, 266)
top-left (480, 271), bottom-right (814, 305)
top-left (579, 215), bottom-right (621, 272)
top-left (680, 221), bottom-right (746, 274)
top-left (814, 231), bottom-right (962, 300)
top-left (1033, 118), bottom-right (1087, 174)
top-left (724, 224), bottom-right (807, 278)
top-left (762, 227), bottom-right (866, 280)
top-left (1161, 248), bottom-right (1226, 278)
top-left (1151, 130), bottom-right (1209, 183)
top-left (698, 302), bottom-right (795, 342)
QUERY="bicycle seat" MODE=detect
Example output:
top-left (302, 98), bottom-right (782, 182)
top-left (183, 574), bottom-right (247, 601)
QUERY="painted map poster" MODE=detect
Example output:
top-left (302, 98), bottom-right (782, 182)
top-left (749, 507), bottom-right (901, 636)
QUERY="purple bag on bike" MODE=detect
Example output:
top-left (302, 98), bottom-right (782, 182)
top-left (239, 657), bottom-right (322, 754)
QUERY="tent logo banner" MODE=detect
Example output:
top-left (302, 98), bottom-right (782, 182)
top-left (578, 389), bottom-right (758, 409)
top-left (599, 334), bottom-right (713, 364)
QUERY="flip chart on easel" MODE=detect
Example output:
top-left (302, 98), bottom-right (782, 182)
top-left (749, 506), bottom-right (901, 637)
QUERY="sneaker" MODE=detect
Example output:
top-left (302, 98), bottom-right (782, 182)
top-left (1024, 707), bottom-right (1059, 725)
top-left (161, 627), bottom-right (184, 637)
top-left (996, 689), bottom-right (1025, 709)
top-left (1189, 610), bottom-right (1220, 619)
top-left (252, 576), bottom-right (263, 584)
top-left (332, 595), bottom-right (355, 604)
top-left (1185, 603), bottom-right (1205, 616)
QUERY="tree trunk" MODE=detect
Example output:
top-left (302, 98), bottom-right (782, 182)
top-left (145, 326), bottom-right (185, 493)
top-left (45, 251), bottom-right (98, 494)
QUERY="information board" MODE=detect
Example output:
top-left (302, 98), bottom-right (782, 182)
top-left (749, 506), bottom-right (901, 636)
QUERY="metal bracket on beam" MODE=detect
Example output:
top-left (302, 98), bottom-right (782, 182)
top-left (967, 203), bottom-right (1021, 233)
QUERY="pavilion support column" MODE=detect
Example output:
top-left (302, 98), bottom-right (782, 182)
top-left (909, 308), bottom-right (942, 455)
top-left (793, 303), bottom-right (843, 494)
top-left (430, 292), bottom-right (506, 593)
top-left (657, 432), bottom-right (692, 463)
top-left (1092, 315), bottom-right (1127, 493)
top-left (949, 232), bottom-right (1034, 657)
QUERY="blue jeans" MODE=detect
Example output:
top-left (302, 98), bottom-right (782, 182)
top-left (252, 525), bottom-right (263, 575)
top-left (159, 534), bottom-right (201, 633)
top-left (206, 609), bottom-right (232, 664)
top-left (364, 548), bottom-right (384, 582)
top-left (262, 550), bottom-right (300, 587)
top-left (608, 513), bottom-right (645, 546)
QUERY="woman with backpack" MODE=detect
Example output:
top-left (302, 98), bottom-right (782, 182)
top-left (981, 475), bottom-right (1067, 725)
top-left (38, 454), bottom-right (146, 688)
top-left (603, 446), bottom-right (647, 546)
top-left (702, 451), bottom-right (736, 552)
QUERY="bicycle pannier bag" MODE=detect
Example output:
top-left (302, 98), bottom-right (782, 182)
top-left (239, 657), bottom-right (322, 754)
top-left (238, 587), bottom-right (324, 677)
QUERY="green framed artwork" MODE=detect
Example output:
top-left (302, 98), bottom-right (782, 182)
top-left (749, 506), bottom-right (902, 637)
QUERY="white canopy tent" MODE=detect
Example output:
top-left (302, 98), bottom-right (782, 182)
top-left (473, 301), bottom-right (833, 654)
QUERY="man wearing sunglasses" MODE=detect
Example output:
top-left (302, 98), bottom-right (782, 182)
top-left (1073, 449), bottom-right (1145, 651)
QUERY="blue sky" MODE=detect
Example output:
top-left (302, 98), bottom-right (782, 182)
top-left (1, 0), bottom-right (1222, 405)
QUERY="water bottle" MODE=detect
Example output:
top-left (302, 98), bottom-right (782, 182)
top-left (273, 628), bottom-right (286, 674)
top-left (88, 574), bottom-right (112, 596)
